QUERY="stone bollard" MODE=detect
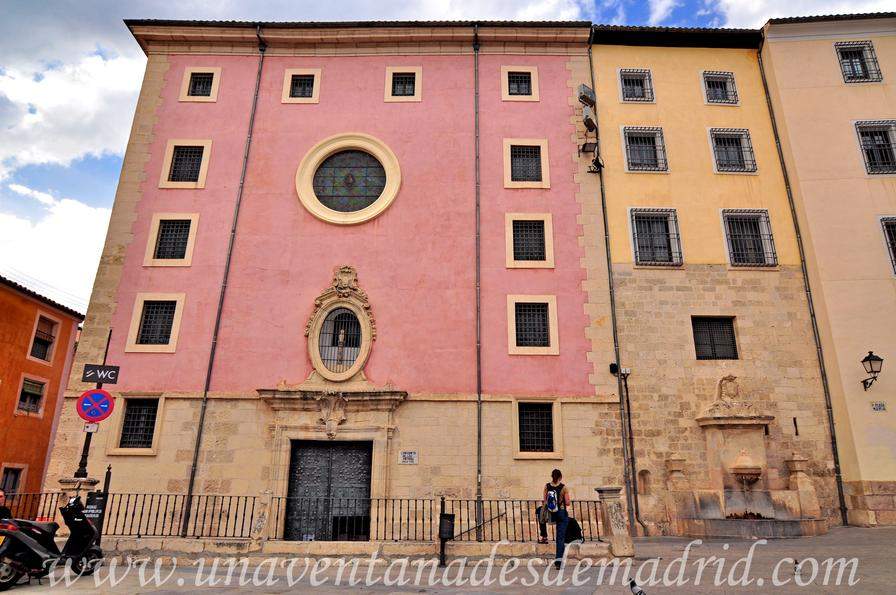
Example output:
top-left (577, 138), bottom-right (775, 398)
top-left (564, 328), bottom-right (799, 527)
top-left (594, 487), bottom-right (634, 557)
top-left (249, 490), bottom-right (274, 550)
top-left (785, 455), bottom-right (821, 518)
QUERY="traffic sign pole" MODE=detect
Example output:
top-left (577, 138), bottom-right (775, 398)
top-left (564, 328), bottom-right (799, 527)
top-left (74, 329), bottom-right (112, 479)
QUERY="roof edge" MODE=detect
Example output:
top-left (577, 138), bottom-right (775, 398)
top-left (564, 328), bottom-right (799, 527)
top-left (0, 275), bottom-right (86, 320)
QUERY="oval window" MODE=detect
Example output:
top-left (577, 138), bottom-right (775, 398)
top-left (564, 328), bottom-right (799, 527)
top-left (318, 307), bottom-right (363, 373)
top-left (312, 150), bottom-right (387, 213)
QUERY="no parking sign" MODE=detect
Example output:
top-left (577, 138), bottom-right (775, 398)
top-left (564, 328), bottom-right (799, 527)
top-left (76, 389), bottom-right (115, 423)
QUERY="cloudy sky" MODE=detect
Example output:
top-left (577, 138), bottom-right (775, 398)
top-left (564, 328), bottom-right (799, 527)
top-left (0, 0), bottom-right (891, 312)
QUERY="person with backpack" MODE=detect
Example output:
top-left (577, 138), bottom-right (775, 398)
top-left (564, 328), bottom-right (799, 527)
top-left (536, 469), bottom-right (571, 568)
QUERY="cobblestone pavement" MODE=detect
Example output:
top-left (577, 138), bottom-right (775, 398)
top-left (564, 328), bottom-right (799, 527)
top-left (11, 526), bottom-right (893, 593)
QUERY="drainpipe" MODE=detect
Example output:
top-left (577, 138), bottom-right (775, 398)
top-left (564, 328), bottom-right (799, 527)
top-left (756, 36), bottom-right (849, 526)
top-left (586, 35), bottom-right (647, 536)
top-left (181, 25), bottom-right (268, 536)
top-left (473, 23), bottom-right (484, 538)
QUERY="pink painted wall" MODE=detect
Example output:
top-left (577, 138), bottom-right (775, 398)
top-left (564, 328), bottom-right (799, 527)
top-left (108, 52), bottom-right (592, 397)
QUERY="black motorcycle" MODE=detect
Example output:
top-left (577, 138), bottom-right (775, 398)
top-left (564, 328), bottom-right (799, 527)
top-left (0, 495), bottom-right (103, 590)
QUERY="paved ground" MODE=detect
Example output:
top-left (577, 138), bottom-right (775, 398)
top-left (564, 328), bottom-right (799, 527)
top-left (10, 526), bottom-right (893, 593)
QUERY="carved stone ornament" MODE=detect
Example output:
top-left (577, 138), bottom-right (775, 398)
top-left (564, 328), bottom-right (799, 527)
top-left (316, 392), bottom-right (347, 439)
top-left (304, 265), bottom-right (376, 340)
top-left (697, 375), bottom-right (774, 427)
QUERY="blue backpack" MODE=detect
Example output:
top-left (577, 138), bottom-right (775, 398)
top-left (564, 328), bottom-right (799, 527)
top-left (546, 483), bottom-right (563, 513)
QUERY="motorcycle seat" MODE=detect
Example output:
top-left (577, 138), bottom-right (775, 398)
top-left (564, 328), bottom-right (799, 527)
top-left (18, 520), bottom-right (59, 534)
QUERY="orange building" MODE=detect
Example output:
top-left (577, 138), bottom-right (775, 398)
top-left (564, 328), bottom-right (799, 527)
top-left (0, 275), bottom-right (83, 495)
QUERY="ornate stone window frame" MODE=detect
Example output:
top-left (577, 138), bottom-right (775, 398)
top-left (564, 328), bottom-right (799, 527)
top-left (295, 133), bottom-right (402, 225)
top-left (305, 266), bottom-right (376, 382)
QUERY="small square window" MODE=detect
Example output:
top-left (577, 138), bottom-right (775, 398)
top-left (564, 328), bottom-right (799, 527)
top-left (187, 72), bottom-right (214, 97)
top-left (1, 468), bottom-right (21, 495)
top-left (391, 72), bottom-right (416, 97)
top-left (518, 402), bottom-right (554, 452)
top-left (137, 301), bottom-right (177, 345)
top-left (723, 209), bottom-right (777, 266)
top-left (620, 69), bottom-right (654, 102)
top-left (711, 128), bottom-right (756, 172)
top-left (153, 220), bottom-right (192, 260)
top-left (704, 71), bottom-right (738, 104)
top-left (624, 127), bottom-right (667, 171)
top-left (119, 399), bottom-right (159, 449)
top-left (290, 74), bottom-right (315, 98)
top-left (692, 317), bottom-right (738, 360)
top-left (508, 71), bottom-right (532, 96)
top-left (835, 41), bottom-right (882, 83)
top-left (512, 220), bottom-right (546, 262)
top-left (510, 145), bottom-right (542, 182)
top-left (30, 316), bottom-right (57, 361)
top-left (515, 302), bottom-right (550, 347)
top-left (856, 121), bottom-right (896, 174)
top-left (631, 209), bottom-right (682, 265)
top-left (882, 218), bottom-right (896, 273)
top-left (18, 379), bottom-right (45, 413)
top-left (179, 67), bottom-right (220, 102)
top-left (168, 146), bottom-right (204, 183)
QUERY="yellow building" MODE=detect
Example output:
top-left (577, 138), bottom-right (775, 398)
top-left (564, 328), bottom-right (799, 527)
top-left (762, 13), bottom-right (896, 526)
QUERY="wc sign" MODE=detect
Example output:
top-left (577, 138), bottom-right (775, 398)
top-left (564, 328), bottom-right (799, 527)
top-left (81, 364), bottom-right (120, 384)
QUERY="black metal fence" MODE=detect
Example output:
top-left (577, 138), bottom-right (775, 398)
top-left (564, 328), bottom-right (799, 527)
top-left (444, 499), bottom-right (602, 542)
top-left (6, 492), bottom-right (61, 521)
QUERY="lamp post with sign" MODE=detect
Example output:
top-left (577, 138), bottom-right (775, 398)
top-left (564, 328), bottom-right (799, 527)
top-left (73, 329), bottom-right (118, 478)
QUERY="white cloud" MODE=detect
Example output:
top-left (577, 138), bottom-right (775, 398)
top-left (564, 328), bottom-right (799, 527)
top-left (0, 184), bottom-right (110, 311)
top-left (649, 0), bottom-right (682, 25)
top-left (713, 0), bottom-right (894, 28)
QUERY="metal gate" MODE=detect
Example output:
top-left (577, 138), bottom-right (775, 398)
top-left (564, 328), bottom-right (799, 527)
top-left (284, 440), bottom-right (372, 541)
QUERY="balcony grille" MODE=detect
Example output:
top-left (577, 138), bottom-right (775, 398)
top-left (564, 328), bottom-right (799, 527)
top-left (154, 219), bottom-right (192, 260)
top-left (510, 145), bottom-right (542, 182)
top-left (119, 399), bottom-right (159, 449)
top-left (857, 121), bottom-right (896, 174)
top-left (704, 71), bottom-right (738, 104)
top-left (514, 302), bottom-right (550, 347)
top-left (620, 69), bottom-right (653, 102)
top-left (319, 308), bottom-right (362, 373)
top-left (168, 146), bottom-right (204, 182)
top-left (723, 209), bottom-right (777, 266)
top-left (624, 127), bottom-right (667, 171)
top-left (692, 317), bottom-right (738, 360)
top-left (137, 301), bottom-right (177, 345)
top-left (187, 72), bottom-right (214, 97)
top-left (29, 316), bottom-right (56, 360)
top-left (835, 41), bottom-right (882, 83)
top-left (512, 220), bottom-right (546, 261)
top-left (711, 128), bottom-right (756, 172)
top-left (883, 218), bottom-right (896, 273)
top-left (18, 379), bottom-right (44, 413)
top-left (391, 73), bottom-right (416, 96)
top-left (631, 209), bottom-right (682, 265)
top-left (507, 71), bottom-right (532, 96)
top-left (290, 74), bottom-right (315, 98)
top-left (518, 403), bottom-right (554, 452)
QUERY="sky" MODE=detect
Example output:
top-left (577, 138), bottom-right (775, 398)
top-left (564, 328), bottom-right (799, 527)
top-left (0, 0), bottom-right (893, 313)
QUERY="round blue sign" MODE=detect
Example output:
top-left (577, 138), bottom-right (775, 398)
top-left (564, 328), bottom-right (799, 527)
top-left (76, 389), bottom-right (115, 422)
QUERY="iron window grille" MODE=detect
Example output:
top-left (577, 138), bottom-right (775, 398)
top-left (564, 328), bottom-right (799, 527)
top-left (153, 219), bottom-right (192, 260)
top-left (631, 209), bottom-right (682, 265)
top-left (507, 71), bottom-right (532, 96)
top-left (119, 399), bottom-right (159, 449)
top-left (510, 145), bottom-right (543, 182)
top-left (882, 218), bottom-right (896, 273)
top-left (290, 74), bottom-right (315, 98)
top-left (319, 307), bottom-right (362, 373)
top-left (704, 71), bottom-right (738, 104)
top-left (136, 300), bottom-right (177, 345)
top-left (391, 72), bottom-right (416, 96)
top-left (515, 302), bottom-right (550, 347)
top-left (692, 317), bottom-right (738, 360)
top-left (620, 69), bottom-right (654, 102)
top-left (624, 127), bottom-right (668, 171)
top-left (723, 209), bottom-right (777, 266)
top-left (856, 121), bottom-right (896, 174)
top-left (835, 41), bottom-right (882, 83)
top-left (711, 128), bottom-right (756, 172)
top-left (29, 316), bottom-right (56, 361)
top-left (518, 402), bottom-right (554, 452)
top-left (187, 72), bottom-right (214, 97)
top-left (512, 219), bottom-right (547, 261)
top-left (168, 146), bottom-right (204, 182)
top-left (0, 468), bottom-right (21, 495)
top-left (18, 379), bottom-right (44, 413)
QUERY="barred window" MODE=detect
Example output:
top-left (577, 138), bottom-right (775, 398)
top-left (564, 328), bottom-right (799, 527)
top-left (882, 218), bottom-right (896, 273)
top-left (507, 71), bottom-right (532, 96)
top-left (856, 121), bottom-right (896, 174)
top-left (136, 300), bottom-right (177, 345)
top-left (1, 468), bottom-right (21, 495)
top-left (704, 71), bottom-right (737, 104)
top-left (318, 307), bottom-right (362, 374)
top-left (835, 41), bottom-right (882, 83)
top-left (153, 219), bottom-right (192, 260)
top-left (290, 74), bottom-right (315, 98)
top-left (515, 302), bottom-right (550, 347)
top-left (620, 69), bottom-right (653, 102)
top-left (510, 145), bottom-right (543, 182)
top-left (30, 316), bottom-right (57, 361)
top-left (624, 127), bottom-right (667, 171)
top-left (391, 72), bottom-right (416, 97)
top-left (631, 209), bottom-right (682, 265)
top-left (723, 210), bottom-right (777, 266)
top-left (119, 399), bottom-right (159, 449)
top-left (168, 146), bottom-right (204, 182)
top-left (711, 129), bottom-right (756, 172)
top-left (187, 72), bottom-right (214, 97)
top-left (692, 317), bottom-right (738, 360)
top-left (18, 379), bottom-right (45, 413)
top-left (512, 219), bottom-right (546, 261)
top-left (518, 402), bottom-right (554, 452)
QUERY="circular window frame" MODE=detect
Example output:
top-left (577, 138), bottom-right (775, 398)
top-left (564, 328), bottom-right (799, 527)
top-left (307, 300), bottom-right (373, 382)
top-left (296, 133), bottom-right (402, 225)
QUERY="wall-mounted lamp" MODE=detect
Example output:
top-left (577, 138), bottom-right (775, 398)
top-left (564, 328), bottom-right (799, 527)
top-left (861, 351), bottom-right (883, 391)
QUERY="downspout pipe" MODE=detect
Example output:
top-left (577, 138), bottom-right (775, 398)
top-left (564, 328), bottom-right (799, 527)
top-left (586, 33), bottom-right (647, 536)
top-left (473, 22), bottom-right (484, 534)
top-left (181, 25), bottom-right (267, 536)
top-left (756, 36), bottom-right (848, 526)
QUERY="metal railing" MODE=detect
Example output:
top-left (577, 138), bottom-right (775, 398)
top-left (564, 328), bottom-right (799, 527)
top-left (6, 492), bottom-right (61, 521)
top-left (445, 499), bottom-right (602, 542)
top-left (102, 493), bottom-right (258, 538)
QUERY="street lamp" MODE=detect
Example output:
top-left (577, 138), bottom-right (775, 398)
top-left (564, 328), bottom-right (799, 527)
top-left (861, 351), bottom-right (883, 391)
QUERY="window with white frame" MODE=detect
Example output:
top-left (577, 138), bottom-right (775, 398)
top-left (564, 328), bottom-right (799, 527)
top-left (711, 128), bottom-right (756, 172)
top-left (624, 127), bottom-right (667, 171)
top-left (882, 218), bottom-right (896, 273)
top-left (631, 209), bottom-right (682, 265)
top-left (18, 379), bottom-right (45, 413)
top-left (856, 121), bottom-right (896, 174)
top-left (620, 69), bottom-right (654, 102)
top-left (119, 399), bottom-right (159, 449)
top-left (703, 71), bottom-right (738, 104)
top-left (29, 316), bottom-right (57, 361)
top-left (835, 41), bottom-right (882, 83)
top-left (723, 209), bottom-right (777, 266)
